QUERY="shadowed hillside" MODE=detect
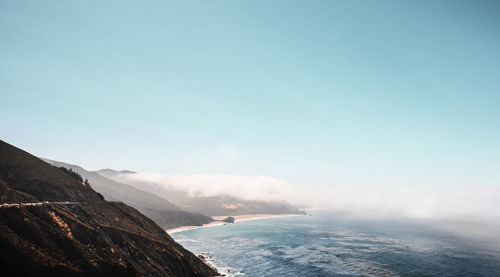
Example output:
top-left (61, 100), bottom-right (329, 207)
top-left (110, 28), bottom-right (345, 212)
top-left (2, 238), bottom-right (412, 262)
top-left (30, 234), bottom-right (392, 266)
top-left (0, 142), bottom-right (103, 203)
top-left (43, 159), bottom-right (213, 229)
top-left (0, 140), bottom-right (218, 277)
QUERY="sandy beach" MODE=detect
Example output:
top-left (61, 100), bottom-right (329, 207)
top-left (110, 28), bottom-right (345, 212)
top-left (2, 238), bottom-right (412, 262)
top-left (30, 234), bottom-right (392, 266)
top-left (166, 214), bottom-right (299, 234)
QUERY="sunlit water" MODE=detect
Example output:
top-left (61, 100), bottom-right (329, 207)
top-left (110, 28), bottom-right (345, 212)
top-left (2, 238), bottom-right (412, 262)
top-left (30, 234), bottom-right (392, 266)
top-left (172, 212), bottom-right (500, 276)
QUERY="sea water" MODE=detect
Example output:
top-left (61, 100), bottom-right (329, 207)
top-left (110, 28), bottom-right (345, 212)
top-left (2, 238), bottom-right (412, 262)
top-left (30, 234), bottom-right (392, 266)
top-left (172, 212), bottom-right (500, 276)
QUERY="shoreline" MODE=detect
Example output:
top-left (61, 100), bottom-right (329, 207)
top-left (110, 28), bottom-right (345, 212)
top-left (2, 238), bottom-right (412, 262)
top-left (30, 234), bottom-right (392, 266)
top-left (166, 213), bottom-right (300, 234)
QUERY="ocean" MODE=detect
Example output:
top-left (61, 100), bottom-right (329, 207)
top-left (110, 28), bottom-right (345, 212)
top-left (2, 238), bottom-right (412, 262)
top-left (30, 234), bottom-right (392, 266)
top-left (172, 212), bottom-right (500, 276)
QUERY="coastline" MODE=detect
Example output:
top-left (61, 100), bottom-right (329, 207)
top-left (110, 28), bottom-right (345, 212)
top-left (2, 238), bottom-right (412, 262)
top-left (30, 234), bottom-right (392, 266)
top-left (166, 213), bottom-right (300, 234)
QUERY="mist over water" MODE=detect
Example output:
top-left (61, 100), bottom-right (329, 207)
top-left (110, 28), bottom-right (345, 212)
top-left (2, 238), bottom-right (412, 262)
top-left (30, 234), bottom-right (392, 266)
top-left (173, 211), bottom-right (500, 277)
top-left (122, 172), bottom-right (500, 224)
top-left (123, 171), bottom-right (500, 256)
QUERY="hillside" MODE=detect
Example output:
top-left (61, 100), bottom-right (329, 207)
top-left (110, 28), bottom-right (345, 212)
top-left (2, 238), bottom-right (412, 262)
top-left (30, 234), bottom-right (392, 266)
top-left (0, 140), bottom-right (218, 276)
top-left (42, 159), bottom-right (213, 229)
top-left (0, 143), bottom-right (103, 203)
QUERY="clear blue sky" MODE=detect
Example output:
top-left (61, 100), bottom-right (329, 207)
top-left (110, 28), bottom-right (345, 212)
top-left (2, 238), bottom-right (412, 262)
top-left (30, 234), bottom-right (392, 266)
top-left (1, 0), bottom-right (499, 187)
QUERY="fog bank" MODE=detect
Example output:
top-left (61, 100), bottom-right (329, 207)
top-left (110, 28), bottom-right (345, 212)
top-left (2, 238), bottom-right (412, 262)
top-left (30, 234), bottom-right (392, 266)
top-left (123, 172), bottom-right (500, 222)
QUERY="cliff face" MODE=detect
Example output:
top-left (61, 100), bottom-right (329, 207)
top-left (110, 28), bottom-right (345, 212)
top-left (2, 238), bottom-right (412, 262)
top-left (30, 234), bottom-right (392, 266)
top-left (0, 140), bottom-right (218, 277)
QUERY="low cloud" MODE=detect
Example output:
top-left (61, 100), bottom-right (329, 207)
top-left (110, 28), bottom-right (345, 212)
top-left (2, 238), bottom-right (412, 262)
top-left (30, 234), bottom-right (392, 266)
top-left (316, 185), bottom-right (500, 221)
top-left (122, 172), bottom-right (500, 222)
top-left (125, 173), bottom-right (306, 204)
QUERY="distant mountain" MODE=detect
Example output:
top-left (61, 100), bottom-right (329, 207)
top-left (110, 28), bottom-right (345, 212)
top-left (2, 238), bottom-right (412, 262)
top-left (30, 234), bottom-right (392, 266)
top-left (98, 170), bottom-right (306, 217)
top-left (42, 159), bottom-right (213, 229)
top-left (0, 140), bottom-right (218, 276)
top-left (98, 168), bottom-right (136, 175)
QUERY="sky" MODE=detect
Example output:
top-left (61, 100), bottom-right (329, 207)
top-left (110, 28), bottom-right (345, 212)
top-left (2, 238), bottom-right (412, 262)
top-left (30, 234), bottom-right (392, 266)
top-left (1, 1), bottom-right (500, 192)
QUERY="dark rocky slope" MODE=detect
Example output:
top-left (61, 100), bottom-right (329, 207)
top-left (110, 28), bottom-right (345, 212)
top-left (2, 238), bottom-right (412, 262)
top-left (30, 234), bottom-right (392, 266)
top-left (0, 141), bottom-right (103, 203)
top-left (0, 140), bottom-right (218, 277)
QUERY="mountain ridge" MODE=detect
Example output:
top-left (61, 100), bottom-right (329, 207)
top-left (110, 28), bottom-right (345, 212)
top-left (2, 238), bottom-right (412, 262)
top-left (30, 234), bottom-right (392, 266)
top-left (42, 159), bottom-right (213, 229)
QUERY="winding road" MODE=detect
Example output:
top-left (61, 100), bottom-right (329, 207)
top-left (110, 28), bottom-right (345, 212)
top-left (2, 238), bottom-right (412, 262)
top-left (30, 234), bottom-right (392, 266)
top-left (0, 201), bottom-right (79, 208)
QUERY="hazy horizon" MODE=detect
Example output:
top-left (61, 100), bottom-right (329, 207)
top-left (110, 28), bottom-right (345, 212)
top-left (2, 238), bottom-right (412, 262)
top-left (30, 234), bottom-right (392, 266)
top-left (37, 154), bottom-right (500, 225)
